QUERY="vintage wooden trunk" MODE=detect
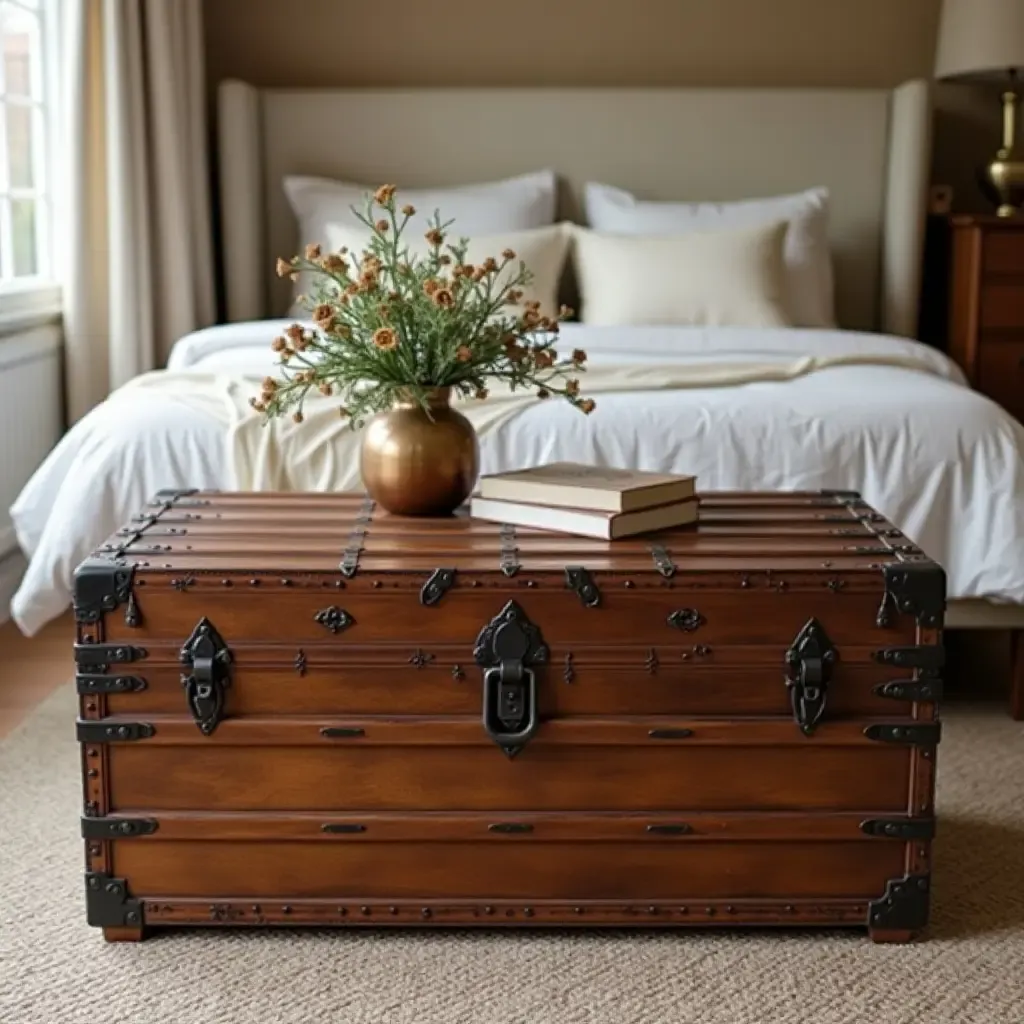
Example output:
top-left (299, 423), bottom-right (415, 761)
top-left (73, 488), bottom-right (944, 943)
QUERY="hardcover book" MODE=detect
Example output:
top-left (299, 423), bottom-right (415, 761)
top-left (469, 495), bottom-right (699, 540)
top-left (477, 463), bottom-right (697, 513)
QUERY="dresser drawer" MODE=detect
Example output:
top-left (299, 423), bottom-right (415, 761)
top-left (984, 232), bottom-right (1024, 277)
top-left (977, 340), bottom-right (1024, 420)
top-left (980, 284), bottom-right (1024, 330)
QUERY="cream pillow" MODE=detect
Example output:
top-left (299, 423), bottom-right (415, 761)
top-left (318, 222), bottom-right (571, 317)
top-left (584, 184), bottom-right (834, 328)
top-left (572, 221), bottom-right (792, 328)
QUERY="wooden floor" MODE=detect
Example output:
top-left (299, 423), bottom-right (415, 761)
top-left (0, 612), bottom-right (74, 738)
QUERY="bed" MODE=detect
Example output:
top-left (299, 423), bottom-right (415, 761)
top-left (9, 79), bottom-right (1024, 713)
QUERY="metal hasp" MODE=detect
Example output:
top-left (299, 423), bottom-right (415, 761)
top-left (421, 568), bottom-right (456, 606)
top-left (85, 872), bottom-right (143, 929)
top-left (474, 600), bottom-right (549, 758)
top-left (73, 557), bottom-right (140, 628)
top-left (882, 562), bottom-right (946, 628)
top-left (868, 874), bottom-right (931, 933)
top-left (179, 617), bottom-right (233, 735)
top-left (565, 566), bottom-right (600, 607)
top-left (76, 673), bottom-right (147, 695)
top-left (864, 722), bottom-right (942, 747)
top-left (784, 618), bottom-right (836, 735)
top-left (76, 720), bottom-right (154, 742)
top-left (667, 608), bottom-right (704, 632)
top-left (73, 644), bottom-right (147, 670)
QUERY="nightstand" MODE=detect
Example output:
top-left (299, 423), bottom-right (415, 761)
top-left (948, 215), bottom-right (1024, 421)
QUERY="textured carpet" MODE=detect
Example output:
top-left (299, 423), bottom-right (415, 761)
top-left (1, 689), bottom-right (1022, 1024)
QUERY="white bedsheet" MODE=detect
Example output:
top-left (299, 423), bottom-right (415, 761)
top-left (10, 322), bottom-right (1024, 635)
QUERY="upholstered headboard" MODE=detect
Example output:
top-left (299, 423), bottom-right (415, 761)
top-left (217, 80), bottom-right (931, 337)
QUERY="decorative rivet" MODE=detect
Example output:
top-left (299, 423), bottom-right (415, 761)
top-left (471, 580), bottom-right (481, 587)
top-left (679, 906), bottom-right (688, 914)
top-left (221, 579), bottom-right (232, 586)
top-left (624, 580), bottom-right (635, 588)
top-left (336, 581), bottom-right (345, 588)
top-left (252, 905), bottom-right (261, 913)
top-left (681, 652), bottom-right (690, 661)
top-left (785, 905), bottom-right (795, 913)
top-left (523, 907), bottom-right (534, 917)
top-left (421, 908), bottom-right (432, 919)
top-left (249, 579), bottom-right (260, 586)
top-left (338, 907), bottom-right (348, 916)
top-left (574, 906), bottom-right (583, 915)
top-left (372, 581), bottom-right (382, 589)
top-left (86, 702), bottom-right (97, 712)
top-left (740, 575), bottom-right (751, 588)
top-left (125, 911), bottom-right (139, 924)
top-left (526, 580), bottom-right (537, 588)
top-left (281, 579), bottom-right (292, 586)
top-left (87, 769), bottom-right (98, 778)
top-left (360, 906), bottom-right (371, 916)
top-left (484, 906), bottom-right (494, 915)
top-left (726, 905), bottom-right (736, 915)
top-left (87, 749), bottom-right (99, 758)
top-left (389, 906), bottom-right (398, 916)
top-left (648, 906), bottom-right (658, 914)
top-left (706, 906), bottom-right (716, 916)
top-left (282, 905), bottom-right (292, 914)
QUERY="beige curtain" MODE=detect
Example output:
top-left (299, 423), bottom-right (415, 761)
top-left (60, 0), bottom-right (216, 423)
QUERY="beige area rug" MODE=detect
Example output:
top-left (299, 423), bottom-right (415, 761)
top-left (1, 688), bottom-right (1022, 1024)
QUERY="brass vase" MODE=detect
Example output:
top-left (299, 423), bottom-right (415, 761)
top-left (360, 387), bottom-right (479, 516)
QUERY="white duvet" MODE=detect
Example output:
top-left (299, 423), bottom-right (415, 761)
top-left (10, 321), bottom-right (1024, 635)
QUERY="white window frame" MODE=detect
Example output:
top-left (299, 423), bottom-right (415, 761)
top-left (0, 0), bottom-right (60, 332)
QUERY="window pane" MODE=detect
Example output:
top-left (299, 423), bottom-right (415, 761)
top-left (1, 4), bottom-right (36, 98)
top-left (11, 196), bottom-right (36, 275)
top-left (6, 101), bottom-right (32, 186)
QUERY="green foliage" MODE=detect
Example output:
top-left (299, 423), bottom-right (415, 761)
top-left (255, 186), bottom-right (590, 426)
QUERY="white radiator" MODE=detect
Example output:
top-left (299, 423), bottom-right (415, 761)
top-left (0, 324), bottom-right (63, 615)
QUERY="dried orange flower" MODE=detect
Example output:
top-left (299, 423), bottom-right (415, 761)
top-left (475, 387), bottom-right (489, 400)
top-left (456, 345), bottom-right (473, 362)
top-left (319, 383), bottom-right (333, 396)
top-left (521, 309), bottom-right (542, 328)
top-left (534, 350), bottom-right (554, 369)
top-left (524, 299), bottom-right (541, 312)
top-left (285, 324), bottom-right (304, 344)
top-left (276, 257), bottom-right (296, 279)
top-left (439, 255), bottom-right (452, 265)
top-left (293, 411), bottom-right (305, 424)
top-left (425, 228), bottom-right (445, 247)
top-left (565, 379), bottom-right (580, 396)
top-left (482, 257), bottom-right (498, 273)
top-left (431, 288), bottom-right (455, 309)
top-left (374, 184), bottom-right (397, 205)
top-left (305, 243), bottom-right (322, 261)
top-left (375, 220), bottom-right (389, 232)
top-left (345, 282), bottom-right (360, 296)
top-left (537, 388), bottom-right (550, 400)
top-left (321, 254), bottom-right (347, 273)
top-left (501, 248), bottom-right (516, 261)
top-left (401, 204), bottom-right (416, 216)
top-left (313, 303), bottom-right (334, 326)
top-left (373, 327), bottom-right (399, 350)
top-left (579, 399), bottom-right (596, 415)
top-left (271, 336), bottom-right (287, 352)
top-left (571, 348), bottom-right (587, 365)
top-left (559, 304), bottom-right (575, 319)
top-left (262, 377), bottom-right (278, 393)
top-left (359, 270), bottom-right (379, 291)
top-left (423, 279), bottom-right (440, 296)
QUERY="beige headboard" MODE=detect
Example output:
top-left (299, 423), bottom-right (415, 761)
top-left (217, 80), bottom-right (931, 336)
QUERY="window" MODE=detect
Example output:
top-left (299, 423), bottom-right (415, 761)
top-left (0, 0), bottom-right (55, 311)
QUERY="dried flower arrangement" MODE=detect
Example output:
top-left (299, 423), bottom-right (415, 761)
top-left (254, 185), bottom-right (591, 426)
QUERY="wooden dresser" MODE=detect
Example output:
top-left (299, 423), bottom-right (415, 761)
top-left (74, 489), bottom-right (944, 944)
top-left (948, 215), bottom-right (1024, 421)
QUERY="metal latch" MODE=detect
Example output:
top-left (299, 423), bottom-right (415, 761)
top-left (784, 617), bottom-right (836, 735)
top-left (565, 566), bottom-right (600, 607)
top-left (474, 601), bottom-right (549, 758)
top-left (180, 617), bottom-right (233, 735)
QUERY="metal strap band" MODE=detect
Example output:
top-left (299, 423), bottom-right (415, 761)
top-left (650, 545), bottom-right (675, 578)
top-left (339, 497), bottom-right (376, 577)
top-left (499, 524), bottom-right (519, 577)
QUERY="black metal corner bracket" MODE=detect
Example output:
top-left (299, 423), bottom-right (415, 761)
top-left (81, 817), bottom-right (159, 839)
top-left (85, 872), bottom-right (144, 929)
top-left (784, 618), bottom-right (836, 735)
top-left (474, 601), bottom-right (549, 758)
top-left (867, 873), bottom-right (930, 932)
top-left (73, 558), bottom-right (141, 628)
top-left (180, 617), bottom-right (233, 735)
top-left (421, 568), bottom-right (456, 606)
top-left (73, 644), bottom-right (147, 670)
top-left (882, 562), bottom-right (947, 629)
top-left (565, 567), bottom-right (600, 608)
top-left (76, 673), bottom-right (147, 695)
top-left (874, 678), bottom-right (943, 703)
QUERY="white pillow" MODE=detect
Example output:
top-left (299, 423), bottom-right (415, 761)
top-left (584, 184), bottom-right (834, 328)
top-left (285, 170), bottom-right (557, 251)
top-left (572, 221), bottom-right (791, 328)
top-left (318, 222), bottom-right (572, 317)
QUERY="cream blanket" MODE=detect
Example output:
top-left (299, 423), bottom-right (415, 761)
top-left (123, 352), bottom-right (950, 492)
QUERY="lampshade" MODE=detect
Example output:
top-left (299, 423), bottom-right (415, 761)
top-left (935, 0), bottom-right (1024, 80)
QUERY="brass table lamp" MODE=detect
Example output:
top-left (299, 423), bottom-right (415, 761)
top-left (936, 0), bottom-right (1024, 217)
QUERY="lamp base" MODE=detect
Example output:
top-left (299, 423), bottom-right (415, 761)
top-left (978, 156), bottom-right (1024, 218)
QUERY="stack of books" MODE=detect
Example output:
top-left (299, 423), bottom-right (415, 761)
top-left (470, 462), bottom-right (698, 540)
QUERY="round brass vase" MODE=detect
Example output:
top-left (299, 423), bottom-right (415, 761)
top-left (360, 387), bottom-right (479, 516)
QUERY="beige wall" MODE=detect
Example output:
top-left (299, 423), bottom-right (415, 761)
top-left (204, 0), bottom-right (1001, 213)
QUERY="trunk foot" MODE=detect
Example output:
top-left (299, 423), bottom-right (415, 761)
top-left (868, 928), bottom-right (918, 944)
top-left (103, 925), bottom-right (145, 943)
top-left (1011, 630), bottom-right (1024, 720)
